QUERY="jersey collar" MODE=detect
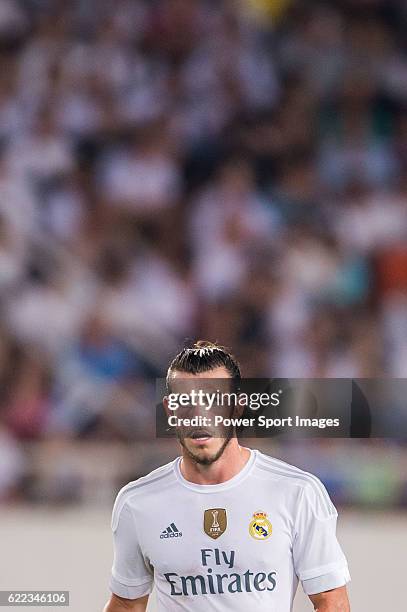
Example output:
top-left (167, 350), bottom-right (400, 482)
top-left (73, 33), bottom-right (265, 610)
top-left (174, 448), bottom-right (257, 493)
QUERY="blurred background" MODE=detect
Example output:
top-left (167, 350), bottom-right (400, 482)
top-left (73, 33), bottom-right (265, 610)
top-left (0, 0), bottom-right (406, 610)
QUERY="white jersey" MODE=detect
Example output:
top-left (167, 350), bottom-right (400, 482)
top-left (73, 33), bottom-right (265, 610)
top-left (110, 449), bottom-right (350, 611)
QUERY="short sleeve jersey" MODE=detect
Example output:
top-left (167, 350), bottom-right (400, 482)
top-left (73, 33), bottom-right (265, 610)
top-left (110, 449), bottom-right (350, 611)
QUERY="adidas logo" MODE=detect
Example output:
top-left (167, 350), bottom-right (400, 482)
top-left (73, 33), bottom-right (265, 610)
top-left (160, 523), bottom-right (182, 539)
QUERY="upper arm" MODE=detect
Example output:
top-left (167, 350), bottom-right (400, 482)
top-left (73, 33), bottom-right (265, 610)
top-left (110, 495), bottom-right (153, 600)
top-left (293, 480), bottom-right (351, 596)
top-left (309, 585), bottom-right (350, 611)
top-left (104, 593), bottom-right (149, 612)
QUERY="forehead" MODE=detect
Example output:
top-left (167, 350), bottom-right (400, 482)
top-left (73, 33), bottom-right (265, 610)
top-left (169, 366), bottom-right (232, 394)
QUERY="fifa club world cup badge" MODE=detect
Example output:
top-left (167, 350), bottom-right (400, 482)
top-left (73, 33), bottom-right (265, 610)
top-left (249, 511), bottom-right (272, 540)
top-left (204, 508), bottom-right (227, 539)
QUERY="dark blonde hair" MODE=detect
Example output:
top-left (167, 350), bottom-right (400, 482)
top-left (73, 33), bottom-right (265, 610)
top-left (166, 340), bottom-right (241, 390)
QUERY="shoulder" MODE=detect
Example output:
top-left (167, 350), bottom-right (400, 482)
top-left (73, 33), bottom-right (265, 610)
top-left (255, 451), bottom-right (336, 517)
top-left (255, 450), bottom-right (323, 488)
top-left (111, 460), bottom-right (177, 531)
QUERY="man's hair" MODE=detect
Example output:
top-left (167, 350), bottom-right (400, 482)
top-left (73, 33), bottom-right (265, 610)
top-left (166, 340), bottom-right (241, 390)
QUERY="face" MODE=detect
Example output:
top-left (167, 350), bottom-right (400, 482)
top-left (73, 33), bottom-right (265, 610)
top-left (165, 366), bottom-right (236, 466)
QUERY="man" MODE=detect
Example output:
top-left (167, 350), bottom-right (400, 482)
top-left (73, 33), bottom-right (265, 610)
top-left (103, 341), bottom-right (351, 611)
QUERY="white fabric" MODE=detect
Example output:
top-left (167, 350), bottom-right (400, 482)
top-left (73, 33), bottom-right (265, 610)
top-left (110, 449), bottom-right (350, 610)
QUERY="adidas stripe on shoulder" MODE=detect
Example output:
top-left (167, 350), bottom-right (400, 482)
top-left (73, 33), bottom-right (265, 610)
top-left (256, 452), bottom-right (336, 519)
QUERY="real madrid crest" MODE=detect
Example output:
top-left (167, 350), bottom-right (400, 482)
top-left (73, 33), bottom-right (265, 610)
top-left (204, 508), bottom-right (227, 539)
top-left (249, 511), bottom-right (272, 540)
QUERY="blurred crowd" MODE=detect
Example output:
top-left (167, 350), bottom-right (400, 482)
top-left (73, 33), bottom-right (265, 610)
top-left (0, 0), bottom-right (407, 502)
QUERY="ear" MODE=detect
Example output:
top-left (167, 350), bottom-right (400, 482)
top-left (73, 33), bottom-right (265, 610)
top-left (163, 396), bottom-right (170, 417)
top-left (232, 394), bottom-right (246, 418)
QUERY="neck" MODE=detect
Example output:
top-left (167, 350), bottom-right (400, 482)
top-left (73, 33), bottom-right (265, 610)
top-left (180, 440), bottom-right (251, 485)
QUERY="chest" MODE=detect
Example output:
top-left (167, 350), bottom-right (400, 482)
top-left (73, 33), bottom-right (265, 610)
top-left (137, 492), bottom-right (294, 576)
